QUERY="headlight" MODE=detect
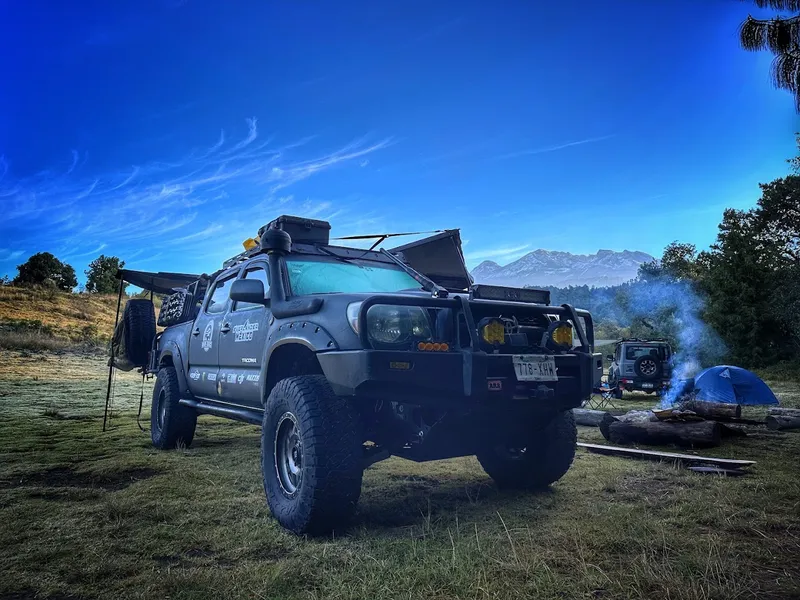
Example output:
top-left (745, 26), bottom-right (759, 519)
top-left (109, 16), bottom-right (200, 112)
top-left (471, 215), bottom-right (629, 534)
top-left (480, 318), bottom-right (506, 346)
top-left (367, 305), bottom-right (432, 345)
top-left (544, 321), bottom-right (573, 350)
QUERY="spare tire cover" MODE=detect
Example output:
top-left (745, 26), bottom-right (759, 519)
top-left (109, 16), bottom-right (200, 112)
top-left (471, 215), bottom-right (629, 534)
top-left (123, 299), bottom-right (156, 368)
top-left (634, 354), bottom-right (662, 380)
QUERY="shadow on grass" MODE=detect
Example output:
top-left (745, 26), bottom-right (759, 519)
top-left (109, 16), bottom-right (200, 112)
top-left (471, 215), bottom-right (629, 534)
top-left (355, 475), bottom-right (556, 530)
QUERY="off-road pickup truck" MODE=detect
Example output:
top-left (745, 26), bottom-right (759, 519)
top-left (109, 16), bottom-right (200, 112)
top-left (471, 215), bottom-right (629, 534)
top-left (145, 215), bottom-right (602, 534)
top-left (607, 338), bottom-right (673, 399)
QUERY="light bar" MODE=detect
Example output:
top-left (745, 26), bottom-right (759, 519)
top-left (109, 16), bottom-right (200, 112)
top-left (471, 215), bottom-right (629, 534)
top-left (470, 284), bottom-right (550, 305)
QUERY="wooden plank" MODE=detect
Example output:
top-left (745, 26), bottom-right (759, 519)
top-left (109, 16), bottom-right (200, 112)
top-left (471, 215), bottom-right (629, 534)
top-left (576, 442), bottom-right (756, 468)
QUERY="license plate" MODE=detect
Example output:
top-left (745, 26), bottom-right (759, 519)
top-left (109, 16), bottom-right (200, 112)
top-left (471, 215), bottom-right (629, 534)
top-left (512, 355), bottom-right (557, 382)
top-left (642, 382), bottom-right (654, 389)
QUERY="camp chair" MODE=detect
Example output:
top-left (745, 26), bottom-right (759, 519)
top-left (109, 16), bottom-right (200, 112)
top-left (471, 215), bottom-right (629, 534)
top-left (585, 381), bottom-right (619, 410)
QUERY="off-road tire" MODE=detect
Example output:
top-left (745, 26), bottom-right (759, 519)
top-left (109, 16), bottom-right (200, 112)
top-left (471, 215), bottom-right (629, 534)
top-left (261, 375), bottom-right (363, 535)
top-left (123, 299), bottom-right (156, 367)
top-left (634, 354), bottom-right (662, 381)
top-left (477, 410), bottom-right (577, 490)
top-left (151, 366), bottom-right (197, 449)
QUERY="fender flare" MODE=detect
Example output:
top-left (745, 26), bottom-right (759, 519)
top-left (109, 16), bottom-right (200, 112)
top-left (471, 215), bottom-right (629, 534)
top-left (159, 341), bottom-right (190, 396)
top-left (259, 320), bottom-right (338, 401)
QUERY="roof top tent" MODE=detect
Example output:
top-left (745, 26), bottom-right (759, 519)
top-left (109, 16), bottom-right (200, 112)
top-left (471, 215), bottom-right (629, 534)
top-left (103, 269), bottom-right (201, 431)
top-left (388, 229), bottom-right (472, 292)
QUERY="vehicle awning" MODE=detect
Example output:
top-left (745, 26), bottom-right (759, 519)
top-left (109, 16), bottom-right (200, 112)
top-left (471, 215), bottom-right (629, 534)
top-left (116, 269), bottom-right (201, 295)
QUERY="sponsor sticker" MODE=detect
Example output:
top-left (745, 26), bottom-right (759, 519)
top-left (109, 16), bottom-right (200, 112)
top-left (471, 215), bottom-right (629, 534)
top-left (189, 370), bottom-right (200, 381)
top-left (201, 322), bottom-right (214, 351)
top-left (246, 374), bottom-right (260, 382)
top-left (207, 372), bottom-right (217, 382)
top-left (241, 357), bottom-right (257, 364)
top-left (233, 319), bottom-right (259, 342)
top-left (488, 380), bottom-right (502, 391)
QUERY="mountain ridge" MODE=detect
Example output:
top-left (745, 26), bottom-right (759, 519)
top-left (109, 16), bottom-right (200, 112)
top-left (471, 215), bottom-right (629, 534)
top-left (469, 248), bottom-right (655, 288)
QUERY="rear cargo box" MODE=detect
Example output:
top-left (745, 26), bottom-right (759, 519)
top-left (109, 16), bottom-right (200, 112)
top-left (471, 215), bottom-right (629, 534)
top-left (259, 215), bottom-right (331, 245)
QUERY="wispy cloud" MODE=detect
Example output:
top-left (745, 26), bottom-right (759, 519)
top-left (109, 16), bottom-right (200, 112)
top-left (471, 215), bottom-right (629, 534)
top-left (494, 135), bottom-right (615, 161)
top-left (268, 137), bottom-right (393, 193)
top-left (0, 118), bottom-right (393, 274)
top-left (465, 244), bottom-right (531, 262)
top-left (0, 249), bottom-right (25, 262)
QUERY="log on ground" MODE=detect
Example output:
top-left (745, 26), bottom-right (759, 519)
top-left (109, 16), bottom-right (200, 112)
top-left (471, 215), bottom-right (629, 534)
top-left (606, 420), bottom-right (723, 449)
top-left (599, 412), bottom-right (620, 440)
top-left (768, 407), bottom-right (800, 418)
top-left (765, 415), bottom-right (800, 431)
top-left (572, 408), bottom-right (611, 427)
top-left (678, 400), bottom-right (741, 420)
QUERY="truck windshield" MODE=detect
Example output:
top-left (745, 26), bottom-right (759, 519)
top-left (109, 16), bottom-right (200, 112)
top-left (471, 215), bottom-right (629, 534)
top-left (286, 257), bottom-right (422, 295)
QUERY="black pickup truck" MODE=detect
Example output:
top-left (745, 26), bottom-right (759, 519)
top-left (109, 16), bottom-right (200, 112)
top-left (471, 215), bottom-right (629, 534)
top-left (143, 215), bottom-right (602, 535)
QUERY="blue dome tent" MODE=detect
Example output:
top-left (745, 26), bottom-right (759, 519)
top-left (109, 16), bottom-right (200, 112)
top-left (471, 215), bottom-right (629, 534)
top-left (693, 366), bottom-right (779, 406)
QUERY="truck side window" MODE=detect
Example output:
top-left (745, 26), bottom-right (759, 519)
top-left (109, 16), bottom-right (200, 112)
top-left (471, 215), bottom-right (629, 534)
top-left (234, 267), bottom-right (270, 311)
top-left (206, 276), bottom-right (235, 314)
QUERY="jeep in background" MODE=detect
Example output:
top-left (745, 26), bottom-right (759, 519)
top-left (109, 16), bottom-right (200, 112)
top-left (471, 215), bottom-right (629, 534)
top-left (607, 338), bottom-right (673, 399)
top-left (141, 215), bottom-right (602, 535)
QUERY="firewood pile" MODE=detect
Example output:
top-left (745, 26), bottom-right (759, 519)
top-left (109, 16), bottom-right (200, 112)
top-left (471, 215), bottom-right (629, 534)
top-left (574, 401), bottom-right (799, 451)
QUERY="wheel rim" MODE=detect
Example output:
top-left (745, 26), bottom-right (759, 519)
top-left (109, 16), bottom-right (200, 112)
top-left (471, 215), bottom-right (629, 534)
top-left (641, 359), bottom-right (657, 376)
top-left (157, 389), bottom-right (167, 430)
top-left (275, 412), bottom-right (303, 495)
top-left (496, 446), bottom-right (527, 460)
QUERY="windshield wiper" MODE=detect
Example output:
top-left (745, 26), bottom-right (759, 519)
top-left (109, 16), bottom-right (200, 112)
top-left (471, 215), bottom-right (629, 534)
top-left (379, 249), bottom-right (448, 298)
top-left (317, 246), bottom-right (353, 264)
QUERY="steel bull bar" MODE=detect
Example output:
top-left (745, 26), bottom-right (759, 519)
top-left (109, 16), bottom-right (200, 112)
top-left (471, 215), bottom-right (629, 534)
top-left (352, 294), bottom-right (594, 400)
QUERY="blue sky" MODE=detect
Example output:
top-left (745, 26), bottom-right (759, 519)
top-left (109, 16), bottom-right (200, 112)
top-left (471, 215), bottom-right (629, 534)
top-left (0, 0), bottom-right (796, 283)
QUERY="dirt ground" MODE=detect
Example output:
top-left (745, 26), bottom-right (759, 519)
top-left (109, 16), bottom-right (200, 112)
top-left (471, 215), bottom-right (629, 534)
top-left (1, 350), bottom-right (798, 600)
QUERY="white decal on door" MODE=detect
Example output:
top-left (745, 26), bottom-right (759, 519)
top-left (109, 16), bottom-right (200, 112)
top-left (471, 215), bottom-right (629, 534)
top-left (226, 373), bottom-right (236, 384)
top-left (207, 372), bottom-right (217, 382)
top-left (241, 358), bottom-right (257, 364)
top-left (201, 322), bottom-right (214, 351)
top-left (246, 374), bottom-right (260, 382)
top-left (233, 319), bottom-right (259, 342)
top-left (237, 374), bottom-right (245, 384)
top-left (189, 370), bottom-right (200, 381)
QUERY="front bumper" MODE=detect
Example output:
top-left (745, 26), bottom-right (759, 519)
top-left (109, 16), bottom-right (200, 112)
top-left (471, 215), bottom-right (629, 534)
top-left (317, 349), bottom-right (593, 410)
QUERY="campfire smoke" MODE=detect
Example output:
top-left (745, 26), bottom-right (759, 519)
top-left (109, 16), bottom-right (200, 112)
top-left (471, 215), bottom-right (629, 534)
top-left (622, 280), bottom-right (725, 408)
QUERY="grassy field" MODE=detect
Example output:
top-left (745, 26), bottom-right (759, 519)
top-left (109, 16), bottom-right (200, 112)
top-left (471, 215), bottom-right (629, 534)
top-left (1, 350), bottom-right (799, 600)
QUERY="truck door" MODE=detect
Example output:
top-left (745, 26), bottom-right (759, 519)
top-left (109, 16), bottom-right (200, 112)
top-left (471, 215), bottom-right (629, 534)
top-left (187, 272), bottom-right (238, 399)
top-left (217, 263), bottom-right (270, 408)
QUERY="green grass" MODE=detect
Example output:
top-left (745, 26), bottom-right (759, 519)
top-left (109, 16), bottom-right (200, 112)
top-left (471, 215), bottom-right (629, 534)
top-left (1, 351), bottom-right (799, 600)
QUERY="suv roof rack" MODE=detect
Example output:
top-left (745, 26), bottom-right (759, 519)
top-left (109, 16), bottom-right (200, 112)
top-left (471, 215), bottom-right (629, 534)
top-left (615, 337), bottom-right (670, 344)
top-left (222, 247), bottom-right (265, 270)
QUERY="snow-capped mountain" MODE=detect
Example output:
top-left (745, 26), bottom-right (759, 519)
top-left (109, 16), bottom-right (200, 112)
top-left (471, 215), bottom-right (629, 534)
top-left (470, 249), bottom-right (655, 288)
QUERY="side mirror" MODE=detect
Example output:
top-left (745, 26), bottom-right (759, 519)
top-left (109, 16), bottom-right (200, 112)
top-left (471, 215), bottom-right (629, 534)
top-left (230, 279), bottom-right (268, 305)
top-left (607, 354), bottom-right (614, 361)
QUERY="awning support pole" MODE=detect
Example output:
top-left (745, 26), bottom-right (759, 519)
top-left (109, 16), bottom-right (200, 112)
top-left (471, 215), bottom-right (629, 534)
top-left (103, 277), bottom-right (125, 432)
